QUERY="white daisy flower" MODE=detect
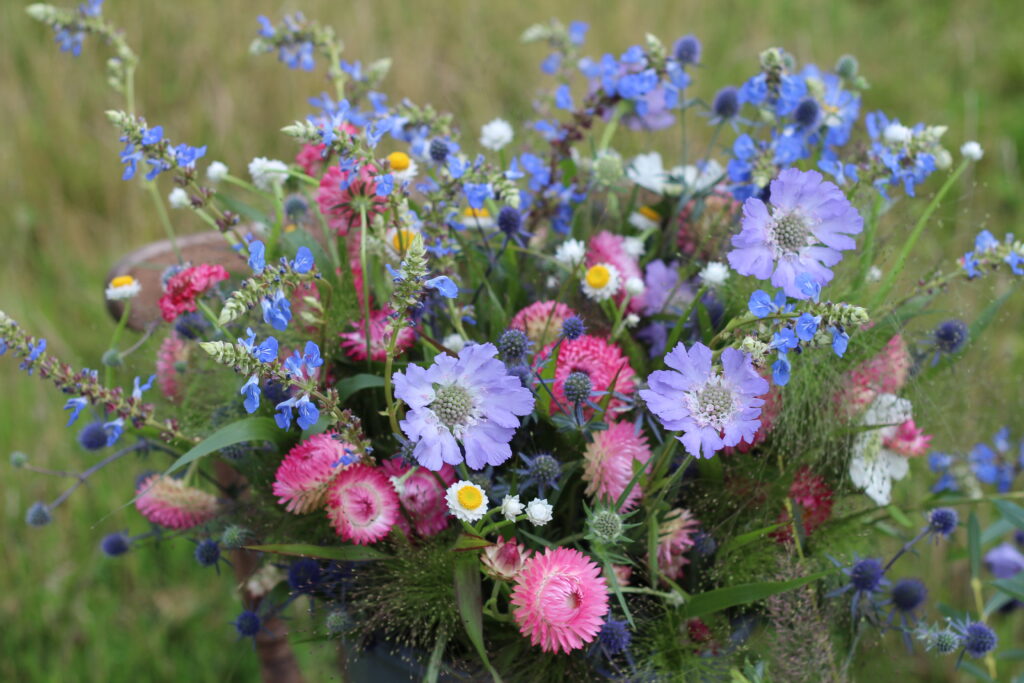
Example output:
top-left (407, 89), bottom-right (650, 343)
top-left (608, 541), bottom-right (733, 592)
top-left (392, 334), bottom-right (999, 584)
top-left (446, 480), bottom-right (489, 523)
top-left (105, 275), bottom-right (141, 301)
top-left (168, 187), bottom-right (190, 209)
top-left (626, 152), bottom-right (667, 194)
top-left (698, 261), bottom-right (731, 287)
top-left (501, 494), bottom-right (524, 522)
top-left (628, 205), bottom-right (662, 231)
top-left (386, 151), bottom-right (419, 182)
top-left (581, 263), bottom-right (621, 302)
top-left (666, 159), bottom-right (724, 195)
top-left (206, 161), bottom-right (229, 183)
top-left (554, 238), bottom-right (586, 268)
top-left (480, 118), bottom-right (514, 151)
top-left (385, 226), bottom-right (422, 258)
top-left (525, 498), bottom-right (553, 526)
top-left (460, 206), bottom-right (495, 229)
top-left (960, 141), bottom-right (983, 161)
top-left (848, 393), bottom-right (913, 506)
top-left (624, 276), bottom-right (646, 297)
top-left (248, 157), bottom-right (289, 191)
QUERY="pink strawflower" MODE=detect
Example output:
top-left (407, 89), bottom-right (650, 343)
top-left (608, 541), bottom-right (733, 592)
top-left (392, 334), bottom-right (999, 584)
top-left (884, 419), bottom-right (932, 456)
top-left (540, 335), bottom-right (636, 416)
top-left (582, 420), bottom-right (652, 511)
top-left (481, 536), bottom-right (532, 581)
top-left (155, 333), bottom-right (190, 402)
top-left (654, 508), bottom-right (700, 581)
top-left (326, 464), bottom-right (400, 545)
top-left (339, 307), bottom-right (416, 362)
top-left (380, 458), bottom-right (456, 537)
top-left (158, 264), bottom-right (230, 322)
top-left (587, 230), bottom-right (643, 312)
top-left (836, 334), bottom-right (911, 415)
top-left (609, 564), bottom-right (632, 587)
top-left (135, 474), bottom-right (218, 530)
top-left (511, 547), bottom-right (610, 654)
top-left (510, 301), bottom-right (576, 347)
top-left (272, 433), bottom-right (359, 514)
top-left (316, 164), bottom-right (387, 236)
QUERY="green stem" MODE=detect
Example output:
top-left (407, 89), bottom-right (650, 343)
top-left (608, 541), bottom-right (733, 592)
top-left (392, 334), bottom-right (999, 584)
top-left (195, 299), bottom-right (231, 339)
top-left (664, 284), bottom-right (708, 354)
top-left (104, 300), bottom-right (131, 387)
top-left (269, 184), bottom-right (285, 257)
top-left (597, 101), bottom-right (626, 154)
top-left (147, 182), bottom-right (182, 262)
top-left (358, 205), bottom-right (372, 367)
top-left (382, 319), bottom-right (403, 435)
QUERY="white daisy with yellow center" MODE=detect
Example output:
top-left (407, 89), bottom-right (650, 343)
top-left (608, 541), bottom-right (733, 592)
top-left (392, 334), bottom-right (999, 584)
top-left (385, 226), bottom-right (421, 257)
top-left (461, 206), bottom-right (495, 229)
top-left (105, 275), bottom-right (141, 301)
top-left (581, 263), bottom-right (621, 302)
top-left (445, 480), bottom-right (489, 522)
top-left (386, 151), bottom-right (419, 183)
top-left (628, 205), bottom-right (662, 231)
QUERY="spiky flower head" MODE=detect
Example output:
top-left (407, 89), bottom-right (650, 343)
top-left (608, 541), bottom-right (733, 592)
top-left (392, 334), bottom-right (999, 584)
top-left (598, 618), bottom-right (632, 655)
top-left (326, 464), bottom-right (400, 545)
top-left (234, 610), bottom-right (262, 638)
top-left (78, 421), bottom-right (108, 451)
top-left (587, 508), bottom-right (625, 545)
top-left (25, 502), bottom-right (52, 527)
top-left (220, 524), bottom-right (251, 549)
top-left (517, 453), bottom-right (562, 496)
top-left (953, 620), bottom-right (998, 658)
top-left (497, 328), bottom-right (531, 363)
top-left (325, 610), bottom-right (350, 636)
top-left (100, 532), bottom-right (130, 557)
top-left (581, 421), bottom-right (652, 511)
top-left (563, 371), bottom-right (592, 405)
top-left (135, 474), bottom-right (218, 529)
top-left (510, 301), bottom-right (576, 347)
top-left (194, 539), bottom-right (221, 567)
top-left (542, 335), bottom-right (636, 416)
top-left (272, 433), bottom-right (359, 514)
top-left (562, 315), bottom-right (585, 341)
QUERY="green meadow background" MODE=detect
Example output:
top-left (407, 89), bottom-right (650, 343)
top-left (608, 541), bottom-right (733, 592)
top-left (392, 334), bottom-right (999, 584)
top-left (2, 0), bottom-right (1023, 680)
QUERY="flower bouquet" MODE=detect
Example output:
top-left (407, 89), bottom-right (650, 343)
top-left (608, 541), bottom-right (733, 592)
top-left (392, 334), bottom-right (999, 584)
top-left (8, 3), bottom-right (1024, 681)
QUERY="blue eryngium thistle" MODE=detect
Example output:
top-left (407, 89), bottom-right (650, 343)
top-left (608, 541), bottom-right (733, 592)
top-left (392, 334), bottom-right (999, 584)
top-left (234, 610), bottom-right (262, 638)
top-left (794, 98), bottom-right (821, 128)
top-left (672, 35), bottom-right (701, 65)
top-left (78, 421), bottom-right (108, 451)
top-left (562, 315), bottom-right (585, 340)
top-left (563, 371), bottom-right (593, 404)
top-left (429, 139), bottom-right (449, 162)
top-left (288, 558), bottom-right (322, 593)
top-left (598, 618), bottom-right (631, 655)
top-left (951, 619), bottom-right (998, 658)
top-left (497, 206), bottom-right (522, 236)
top-left (828, 556), bottom-right (889, 620)
top-left (25, 501), bottom-right (52, 527)
top-left (712, 86), bottom-right (740, 120)
top-left (194, 539), bottom-right (221, 568)
top-left (517, 453), bottom-right (562, 497)
top-left (220, 525), bottom-right (251, 549)
top-left (9, 451), bottom-right (28, 468)
top-left (497, 328), bottom-right (531, 363)
top-left (100, 532), bottom-right (131, 557)
top-left (933, 319), bottom-right (969, 355)
top-left (928, 507), bottom-right (958, 537)
top-left (888, 578), bottom-right (928, 646)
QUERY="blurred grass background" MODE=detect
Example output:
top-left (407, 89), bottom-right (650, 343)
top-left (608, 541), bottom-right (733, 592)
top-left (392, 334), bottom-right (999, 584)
top-left (1, 0), bottom-right (1022, 680)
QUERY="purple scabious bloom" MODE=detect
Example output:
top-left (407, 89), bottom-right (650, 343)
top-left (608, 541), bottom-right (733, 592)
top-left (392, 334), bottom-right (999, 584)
top-left (727, 168), bottom-right (863, 298)
top-left (393, 343), bottom-right (535, 471)
top-left (640, 342), bottom-right (769, 459)
top-left (985, 542), bottom-right (1024, 579)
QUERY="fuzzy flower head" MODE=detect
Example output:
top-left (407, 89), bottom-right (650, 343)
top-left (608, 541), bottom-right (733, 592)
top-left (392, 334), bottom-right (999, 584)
top-left (158, 264), bottom-right (230, 322)
top-left (135, 474), bottom-right (218, 530)
top-left (480, 118), bottom-right (514, 150)
top-left (272, 433), bottom-right (359, 514)
top-left (727, 168), bottom-right (863, 298)
top-left (248, 157), bottom-right (289, 191)
top-left (156, 333), bottom-right (190, 402)
top-left (510, 301), bottom-right (576, 347)
top-left (482, 536), bottom-right (532, 581)
top-left (510, 547), bottom-right (610, 654)
top-left (541, 334), bottom-right (637, 416)
top-left (381, 458), bottom-right (456, 536)
top-left (445, 480), bottom-right (489, 523)
top-left (655, 508), bottom-right (700, 580)
top-left (316, 164), bottom-right (387, 235)
top-left (393, 343), bottom-right (535, 471)
top-left (339, 307), bottom-right (416, 362)
top-left (582, 420), bottom-right (652, 511)
top-left (105, 274), bottom-right (141, 301)
top-left (641, 342), bottom-right (769, 459)
top-left (325, 464), bottom-right (400, 545)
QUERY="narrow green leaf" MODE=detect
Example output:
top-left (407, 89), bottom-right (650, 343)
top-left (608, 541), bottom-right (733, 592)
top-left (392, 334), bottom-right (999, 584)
top-left (992, 574), bottom-right (1024, 602)
top-left (718, 523), bottom-right (785, 556)
top-left (968, 511), bottom-right (982, 580)
top-left (887, 504), bottom-right (913, 528)
top-left (996, 648), bottom-right (1024, 661)
top-left (994, 499), bottom-right (1024, 531)
top-left (245, 543), bottom-right (392, 561)
top-left (453, 556), bottom-right (502, 682)
top-left (982, 518), bottom-right (1016, 546)
top-left (957, 660), bottom-right (994, 682)
top-left (336, 373), bottom-right (386, 403)
top-left (537, 344), bottom-right (560, 415)
top-left (681, 571), bottom-right (828, 620)
top-left (647, 514), bottom-right (660, 588)
top-left (166, 417), bottom-right (286, 475)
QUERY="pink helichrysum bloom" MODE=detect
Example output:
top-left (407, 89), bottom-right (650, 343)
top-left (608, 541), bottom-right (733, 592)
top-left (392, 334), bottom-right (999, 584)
top-left (135, 474), bottom-right (218, 530)
top-left (609, 564), bottom-right (632, 587)
top-left (581, 420), bottom-right (652, 511)
top-left (727, 168), bottom-right (863, 298)
top-left (540, 335), bottom-right (636, 416)
top-left (380, 458), bottom-right (456, 537)
top-left (654, 508), bottom-right (700, 581)
top-left (158, 263), bottom-right (230, 322)
top-left (883, 419), bottom-right (933, 457)
top-left (393, 343), bottom-right (535, 471)
top-left (587, 230), bottom-right (644, 312)
top-left (339, 308), bottom-right (416, 362)
top-left (723, 372), bottom-right (781, 454)
top-left (836, 334), bottom-right (911, 416)
top-left (510, 301), bottom-right (576, 348)
top-left (771, 466), bottom-right (834, 544)
top-left (641, 342), bottom-right (769, 459)
top-left (481, 536), bottom-right (532, 581)
top-left (272, 433), bottom-right (359, 514)
top-left (316, 164), bottom-right (387, 236)
top-left (325, 464), bottom-right (400, 545)
top-left (511, 547), bottom-right (610, 654)
top-left (155, 333), bottom-right (189, 402)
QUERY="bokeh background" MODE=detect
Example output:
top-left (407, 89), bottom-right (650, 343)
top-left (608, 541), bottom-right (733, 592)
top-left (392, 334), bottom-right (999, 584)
top-left (2, 0), bottom-right (1023, 680)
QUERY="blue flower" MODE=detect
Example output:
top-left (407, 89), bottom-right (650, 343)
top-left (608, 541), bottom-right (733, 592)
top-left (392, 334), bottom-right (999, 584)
top-left (241, 376), bottom-right (261, 413)
top-left (975, 230), bottom-right (999, 253)
top-left (172, 143), bottom-right (206, 169)
top-left (292, 246), bottom-right (314, 274)
top-left (770, 328), bottom-right (799, 353)
top-left (141, 126), bottom-right (164, 146)
top-left (950, 619), bottom-right (998, 659)
top-left (64, 397), bottom-right (88, 426)
top-left (248, 241), bottom-right (266, 274)
top-left (830, 327), bottom-right (849, 357)
top-left (554, 85), bottom-right (574, 111)
top-left (274, 397), bottom-right (297, 429)
top-left (261, 290), bottom-right (292, 331)
top-left (796, 272), bottom-right (822, 302)
top-left (772, 355), bottom-right (791, 386)
top-left (374, 173), bottom-right (394, 197)
top-left (463, 183), bottom-right (494, 210)
top-left (234, 610), bottom-right (262, 638)
top-left (747, 289), bottom-right (788, 318)
top-left (255, 337), bottom-right (279, 363)
top-left (447, 156), bottom-right (467, 179)
top-left (1005, 251), bottom-right (1024, 275)
top-left (795, 312), bottom-right (820, 341)
top-left (302, 341), bottom-right (323, 369)
top-left (962, 250), bottom-right (982, 279)
top-left (567, 21), bottom-right (589, 45)
top-left (103, 418), bottom-right (124, 447)
top-left (256, 15), bottom-right (275, 38)
top-left (296, 395), bottom-right (320, 430)
top-left (365, 117), bottom-right (394, 148)
top-left (131, 374), bottom-right (155, 400)
top-left (425, 276), bottom-right (458, 298)
top-left (120, 143), bottom-right (142, 180)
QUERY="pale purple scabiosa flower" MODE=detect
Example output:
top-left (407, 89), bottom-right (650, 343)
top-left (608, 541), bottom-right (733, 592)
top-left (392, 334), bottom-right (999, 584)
top-left (727, 168), bottom-right (863, 298)
top-left (393, 343), bottom-right (535, 471)
top-left (640, 342), bottom-right (769, 458)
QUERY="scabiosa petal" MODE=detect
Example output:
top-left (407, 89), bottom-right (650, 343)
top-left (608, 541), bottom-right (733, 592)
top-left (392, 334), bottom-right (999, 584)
top-left (325, 464), bottom-right (399, 544)
top-left (272, 433), bottom-right (359, 514)
top-left (511, 547), bottom-right (610, 654)
top-left (582, 421), bottom-right (652, 511)
top-left (135, 474), bottom-right (218, 529)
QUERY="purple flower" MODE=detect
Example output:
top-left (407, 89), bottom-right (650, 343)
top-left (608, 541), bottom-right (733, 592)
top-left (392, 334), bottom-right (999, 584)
top-left (985, 542), bottom-right (1024, 579)
top-left (640, 342), bottom-right (769, 458)
top-left (727, 168), bottom-right (863, 298)
top-left (393, 343), bottom-right (535, 471)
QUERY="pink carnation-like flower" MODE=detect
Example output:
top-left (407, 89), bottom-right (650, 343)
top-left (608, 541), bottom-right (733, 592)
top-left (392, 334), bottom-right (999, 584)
top-left (884, 419), bottom-right (932, 456)
top-left (316, 164), bottom-right (387, 236)
top-left (339, 308), bottom-right (417, 362)
top-left (772, 466), bottom-right (834, 543)
top-left (587, 230), bottom-right (643, 312)
top-left (510, 301), bottom-right (576, 347)
top-left (654, 508), bottom-right (700, 581)
top-left (135, 474), bottom-right (218, 529)
top-left (380, 458), bottom-right (456, 537)
top-left (155, 333), bottom-right (190, 402)
top-left (158, 264), bottom-right (230, 322)
top-left (326, 464), bottom-right (400, 545)
top-left (582, 420), bottom-right (652, 511)
top-left (836, 334), bottom-right (910, 416)
top-left (481, 536), bottom-right (532, 581)
top-left (540, 335), bottom-right (636, 416)
top-left (511, 547), bottom-right (610, 654)
top-left (272, 433), bottom-right (359, 514)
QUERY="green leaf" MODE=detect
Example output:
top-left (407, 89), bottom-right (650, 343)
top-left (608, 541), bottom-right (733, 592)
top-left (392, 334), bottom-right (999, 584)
top-left (968, 511), bottom-right (982, 580)
top-left (982, 518), bottom-right (1017, 546)
top-left (996, 648), bottom-right (1024, 661)
top-left (958, 660), bottom-right (994, 682)
top-left (992, 574), bottom-right (1024, 602)
top-left (681, 571), bottom-right (828, 620)
top-left (245, 543), bottom-right (392, 561)
top-left (453, 555), bottom-right (502, 682)
top-left (994, 500), bottom-right (1024, 531)
top-left (165, 417), bottom-right (287, 475)
top-left (215, 193), bottom-right (268, 223)
top-left (718, 523), bottom-right (785, 556)
top-left (887, 504), bottom-right (913, 528)
top-left (336, 373), bottom-right (386, 403)
top-left (537, 344), bottom-right (560, 415)
top-left (453, 532), bottom-right (492, 552)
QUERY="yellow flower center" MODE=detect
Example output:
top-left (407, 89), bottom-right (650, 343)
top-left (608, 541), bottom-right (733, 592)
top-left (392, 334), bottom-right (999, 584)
top-left (638, 206), bottom-right (661, 222)
top-left (284, 223), bottom-right (297, 233)
top-left (585, 264), bottom-right (611, 290)
top-left (462, 207), bottom-right (491, 219)
top-left (391, 229), bottom-right (418, 252)
top-left (387, 151), bottom-right (411, 171)
top-left (110, 275), bottom-right (136, 288)
top-left (457, 485), bottom-right (484, 510)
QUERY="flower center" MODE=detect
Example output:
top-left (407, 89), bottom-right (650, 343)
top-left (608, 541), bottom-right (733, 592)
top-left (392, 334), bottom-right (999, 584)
top-left (110, 275), bottom-right (135, 288)
top-left (638, 205), bottom-right (661, 222)
top-left (431, 383), bottom-right (476, 432)
top-left (387, 151), bottom-right (411, 171)
top-left (391, 229), bottom-right (417, 252)
top-left (457, 485), bottom-right (484, 510)
top-left (585, 264), bottom-right (611, 290)
top-left (686, 377), bottom-right (736, 429)
top-left (462, 207), bottom-right (490, 220)
top-left (769, 211), bottom-right (813, 254)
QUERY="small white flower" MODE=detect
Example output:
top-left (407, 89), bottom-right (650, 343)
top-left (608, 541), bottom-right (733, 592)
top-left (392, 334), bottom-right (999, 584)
top-left (934, 148), bottom-right (953, 170)
top-left (698, 261), bottom-right (731, 287)
top-left (105, 275), bottom-right (141, 301)
top-left (442, 333), bottom-right (466, 353)
top-left (866, 265), bottom-right (883, 283)
top-left (501, 494), bottom-right (524, 521)
top-left (525, 498), bottom-right (553, 526)
top-left (168, 187), bottom-right (190, 209)
top-left (554, 238), bottom-right (586, 267)
top-left (628, 206), bottom-right (661, 231)
top-left (627, 152), bottom-right (667, 193)
top-left (248, 157), bottom-right (289, 191)
top-left (206, 161), bottom-right (229, 183)
top-left (581, 263), bottom-right (621, 302)
top-left (624, 313), bottom-right (640, 328)
top-left (667, 159), bottom-right (724, 195)
top-left (622, 236), bottom-right (645, 259)
top-left (445, 480), bottom-right (489, 523)
top-left (624, 276), bottom-right (646, 297)
top-left (883, 123), bottom-right (913, 145)
top-left (960, 141), bottom-right (984, 161)
top-left (848, 393), bottom-right (914, 506)
top-left (480, 118), bottom-right (514, 151)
